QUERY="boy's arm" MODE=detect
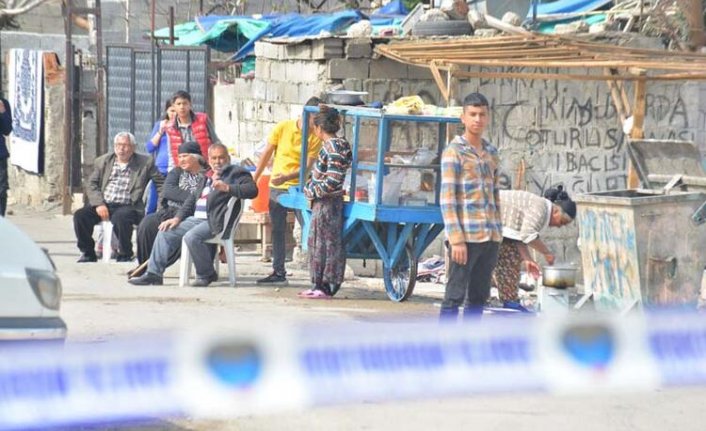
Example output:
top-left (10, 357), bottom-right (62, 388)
top-left (440, 148), bottom-right (464, 246)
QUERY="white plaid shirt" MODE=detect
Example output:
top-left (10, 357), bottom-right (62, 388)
top-left (103, 162), bottom-right (132, 205)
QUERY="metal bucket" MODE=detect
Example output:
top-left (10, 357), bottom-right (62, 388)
top-left (542, 265), bottom-right (578, 289)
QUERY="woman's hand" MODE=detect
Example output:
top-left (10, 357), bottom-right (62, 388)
top-left (544, 253), bottom-right (555, 265)
top-left (525, 260), bottom-right (541, 279)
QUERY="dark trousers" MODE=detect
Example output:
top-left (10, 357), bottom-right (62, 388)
top-left (442, 241), bottom-right (500, 319)
top-left (0, 158), bottom-right (8, 217)
top-left (73, 203), bottom-right (142, 257)
top-left (136, 212), bottom-right (162, 264)
top-left (269, 187), bottom-right (303, 276)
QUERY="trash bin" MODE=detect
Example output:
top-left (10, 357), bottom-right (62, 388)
top-left (574, 139), bottom-right (706, 312)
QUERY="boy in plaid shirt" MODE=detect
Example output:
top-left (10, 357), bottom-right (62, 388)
top-left (440, 92), bottom-right (502, 320)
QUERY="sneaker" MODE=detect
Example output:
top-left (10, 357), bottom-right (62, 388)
top-left (256, 272), bottom-right (288, 285)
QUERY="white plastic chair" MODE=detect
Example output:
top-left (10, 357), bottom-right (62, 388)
top-left (100, 221), bottom-right (114, 263)
top-left (179, 198), bottom-right (244, 287)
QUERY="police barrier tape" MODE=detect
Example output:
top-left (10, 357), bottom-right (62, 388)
top-left (1, 311), bottom-right (706, 429)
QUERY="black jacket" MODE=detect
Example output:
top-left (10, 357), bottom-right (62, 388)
top-left (178, 164), bottom-right (258, 237)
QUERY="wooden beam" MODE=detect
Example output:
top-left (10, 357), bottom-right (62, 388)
top-left (605, 76), bottom-right (627, 124)
top-left (628, 69), bottom-right (647, 189)
top-left (429, 60), bottom-right (449, 104)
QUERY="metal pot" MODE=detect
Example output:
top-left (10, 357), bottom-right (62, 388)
top-left (326, 90), bottom-right (367, 106)
top-left (542, 265), bottom-right (578, 289)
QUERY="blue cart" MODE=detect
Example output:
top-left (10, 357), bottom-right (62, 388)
top-left (279, 105), bottom-right (460, 301)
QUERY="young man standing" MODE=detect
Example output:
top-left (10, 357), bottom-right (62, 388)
top-left (440, 92), bottom-right (502, 320)
top-left (253, 97), bottom-right (322, 285)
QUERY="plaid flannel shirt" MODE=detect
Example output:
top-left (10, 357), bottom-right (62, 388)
top-left (103, 162), bottom-right (132, 205)
top-left (440, 135), bottom-right (502, 245)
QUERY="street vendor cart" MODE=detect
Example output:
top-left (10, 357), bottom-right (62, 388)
top-left (279, 105), bottom-right (460, 301)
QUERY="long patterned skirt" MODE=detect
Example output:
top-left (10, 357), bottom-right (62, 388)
top-left (493, 239), bottom-right (522, 302)
top-left (308, 196), bottom-right (346, 291)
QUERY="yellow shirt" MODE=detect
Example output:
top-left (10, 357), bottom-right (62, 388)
top-left (268, 119), bottom-right (322, 190)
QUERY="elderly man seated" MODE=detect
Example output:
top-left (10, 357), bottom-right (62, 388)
top-left (129, 143), bottom-right (258, 286)
top-left (73, 132), bottom-right (163, 263)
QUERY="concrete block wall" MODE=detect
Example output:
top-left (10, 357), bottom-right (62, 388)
top-left (213, 34), bottom-right (706, 274)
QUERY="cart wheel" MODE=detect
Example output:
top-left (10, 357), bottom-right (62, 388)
top-left (383, 245), bottom-right (417, 302)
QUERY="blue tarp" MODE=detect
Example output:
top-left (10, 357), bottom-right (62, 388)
top-left (372, 0), bottom-right (408, 16)
top-left (232, 11), bottom-right (366, 60)
top-left (528, 0), bottom-right (613, 18)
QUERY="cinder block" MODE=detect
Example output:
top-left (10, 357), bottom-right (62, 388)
top-left (255, 58), bottom-right (271, 80)
top-left (298, 83), bottom-right (324, 102)
top-left (341, 79), bottom-right (364, 92)
top-left (327, 58), bottom-right (369, 80)
top-left (282, 83), bottom-right (300, 103)
top-left (286, 43), bottom-right (312, 60)
top-left (370, 58), bottom-right (408, 79)
top-left (255, 41), bottom-right (283, 60)
top-left (311, 38), bottom-right (345, 60)
top-left (269, 61), bottom-right (287, 81)
top-left (242, 100), bottom-right (255, 121)
top-left (273, 103), bottom-right (291, 123)
top-left (257, 102), bottom-right (275, 123)
top-left (345, 38), bottom-right (372, 58)
top-left (253, 79), bottom-right (268, 101)
top-left (408, 64), bottom-right (431, 80)
top-left (287, 61), bottom-right (327, 83)
top-left (266, 81), bottom-right (285, 103)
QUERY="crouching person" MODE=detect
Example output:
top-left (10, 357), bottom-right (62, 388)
top-left (74, 132), bottom-right (163, 262)
top-left (129, 143), bottom-right (258, 286)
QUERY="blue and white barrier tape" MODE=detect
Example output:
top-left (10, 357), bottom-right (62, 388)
top-left (1, 311), bottom-right (705, 429)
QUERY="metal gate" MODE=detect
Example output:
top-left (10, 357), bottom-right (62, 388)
top-left (106, 45), bottom-right (210, 152)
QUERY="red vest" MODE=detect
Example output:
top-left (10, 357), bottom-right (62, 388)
top-left (166, 112), bottom-right (213, 166)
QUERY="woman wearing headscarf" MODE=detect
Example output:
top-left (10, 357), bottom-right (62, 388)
top-left (298, 106), bottom-right (352, 299)
top-left (493, 185), bottom-right (577, 309)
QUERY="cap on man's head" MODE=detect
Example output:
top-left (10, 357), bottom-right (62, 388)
top-left (178, 142), bottom-right (202, 156)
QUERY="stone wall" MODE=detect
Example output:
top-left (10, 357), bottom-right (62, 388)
top-left (212, 33), bottom-right (706, 276)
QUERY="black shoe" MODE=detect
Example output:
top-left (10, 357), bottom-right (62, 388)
top-left (116, 254), bottom-right (135, 263)
top-left (128, 272), bottom-right (163, 286)
top-left (191, 272), bottom-right (218, 287)
top-left (256, 272), bottom-right (288, 285)
top-left (77, 253), bottom-right (98, 263)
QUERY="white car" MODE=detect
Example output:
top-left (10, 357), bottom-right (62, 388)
top-left (0, 216), bottom-right (67, 342)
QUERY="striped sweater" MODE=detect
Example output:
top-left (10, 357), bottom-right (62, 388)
top-left (499, 190), bottom-right (552, 243)
top-left (304, 137), bottom-right (352, 200)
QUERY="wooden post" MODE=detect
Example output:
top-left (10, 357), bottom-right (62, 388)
top-left (62, 0), bottom-right (74, 215)
top-left (628, 68), bottom-right (647, 189)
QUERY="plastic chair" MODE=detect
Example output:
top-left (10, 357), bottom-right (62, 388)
top-left (178, 198), bottom-right (244, 287)
top-left (100, 221), bottom-right (114, 263)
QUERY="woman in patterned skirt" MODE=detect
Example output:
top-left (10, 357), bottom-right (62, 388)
top-left (298, 106), bottom-right (352, 299)
top-left (493, 186), bottom-right (576, 310)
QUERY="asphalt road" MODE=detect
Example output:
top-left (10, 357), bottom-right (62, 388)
top-left (9, 206), bottom-right (706, 431)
